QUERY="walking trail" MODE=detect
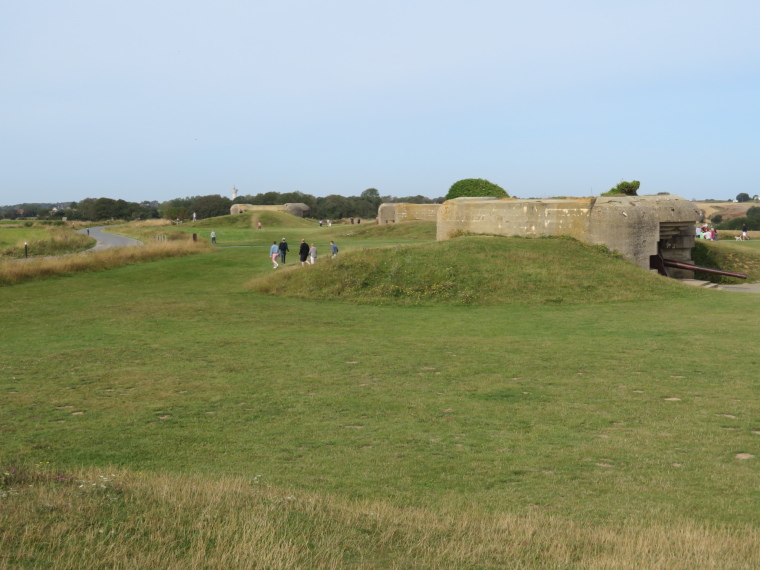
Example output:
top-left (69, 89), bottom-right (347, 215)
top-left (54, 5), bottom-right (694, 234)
top-left (77, 226), bottom-right (142, 251)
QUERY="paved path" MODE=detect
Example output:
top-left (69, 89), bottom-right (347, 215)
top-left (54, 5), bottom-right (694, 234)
top-left (78, 226), bottom-right (142, 251)
top-left (718, 283), bottom-right (760, 293)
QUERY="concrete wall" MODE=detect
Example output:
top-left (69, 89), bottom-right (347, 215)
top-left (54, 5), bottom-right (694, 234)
top-left (436, 197), bottom-right (594, 240)
top-left (436, 195), bottom-right (700, 271)
top-left (378, 203), bottom-right (440, 224)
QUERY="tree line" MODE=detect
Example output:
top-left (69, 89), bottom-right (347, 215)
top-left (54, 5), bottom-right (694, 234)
top-left (1, 190), bottom-right (443, 222)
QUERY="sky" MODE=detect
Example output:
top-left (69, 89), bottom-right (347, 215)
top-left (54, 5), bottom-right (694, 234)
top-left (1, 0), bottom-right (759, 206)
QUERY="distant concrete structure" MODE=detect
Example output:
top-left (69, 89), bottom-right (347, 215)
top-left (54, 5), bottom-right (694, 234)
top-left (230, 203), bottom-right (311, 217)
top-left (378, 203), bottom-right (441, 224)
top-left (436, 195), bottom-right (701, 277)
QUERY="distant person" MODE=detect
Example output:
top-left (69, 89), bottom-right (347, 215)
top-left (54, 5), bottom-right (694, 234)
top-left (713, 228), bottom-right (718, 241)
top-left (270, 241), bottom-right (280, 268)
top-left (330, 241), bottom-right (338, 258)
top-left (257, 221), bottom-right (262, 230)
top-left (327, 220), bottom-right (332, 227)
top-left (299, 239), bottom-right (310, 266)
top-left (192, 212), bottom-right (197, 221)
top-left (210, 231), bottom-right (216, 244)
top-left (357, 218), bottom-right (361, 224)
top-left (86, 229), bottom-right (89, 236)
top-left (319, 220), bottom-right (323, 228)
top-left (742, 223), bottom-right (749, 240)
top-left (350, 217), bottom-right (354, 224)
top-left (309, 243), bottom-right (317, 265)
top-left (278, 238), bottom-right (289, 263)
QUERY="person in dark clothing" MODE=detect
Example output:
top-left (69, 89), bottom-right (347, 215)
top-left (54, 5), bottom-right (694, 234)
top-left (299, 239), bottom-right (310, 266)
top-left (278, 238), bottom-right (289, 263)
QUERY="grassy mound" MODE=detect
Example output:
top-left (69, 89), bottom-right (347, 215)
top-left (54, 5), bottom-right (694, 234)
top-left (249, 236), bottom-right (693, 305)
top-left (192, 213), bottom-right (253, 228)
top-left (692, 240), bottom-right (760, 283)
top-left (339, 221), bottom-right (436, 240)
top-left (251, 211), bottom-right (315, 228)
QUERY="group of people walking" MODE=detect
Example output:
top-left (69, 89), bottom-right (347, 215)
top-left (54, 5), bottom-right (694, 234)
top-left (270, 238), bottom-right (338, 269)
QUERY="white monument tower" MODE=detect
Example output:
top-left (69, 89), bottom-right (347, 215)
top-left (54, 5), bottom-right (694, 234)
top-left (231, 186), bottom-right (238, 200)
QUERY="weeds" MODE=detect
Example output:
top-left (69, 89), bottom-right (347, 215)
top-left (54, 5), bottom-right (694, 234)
top-left (0, 240), bottom-right (212, 286)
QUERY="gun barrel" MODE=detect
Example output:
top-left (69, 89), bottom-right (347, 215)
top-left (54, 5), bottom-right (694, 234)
top-left (661, 258), bottom-right (747, 279)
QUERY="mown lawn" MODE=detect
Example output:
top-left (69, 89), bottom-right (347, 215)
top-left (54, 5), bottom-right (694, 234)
top-left (2, 238), bottom-right (759, 530)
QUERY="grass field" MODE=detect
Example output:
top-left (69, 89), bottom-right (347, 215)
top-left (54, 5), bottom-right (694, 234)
top-left (2, 220), bottom-right (759, 567)
top-left (0, 225), bottom-right (94, 258)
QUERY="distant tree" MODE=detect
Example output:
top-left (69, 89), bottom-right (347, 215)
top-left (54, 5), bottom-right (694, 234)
top-left (232, 194), bottom-right (257, 205)
top-left (360, 188), bottom-right (382, 208)
top-left (746, 206), bottom-right (760, 219)
top-left (252, 192), bottom-right (282, 205)
top-left (315, 194), bottom-right (350, 220)
top-left (736, 192), bottom-right (750, 203)
top-left (159, 197), bottom-right (192, 218)
top-left (164, 206), bottom-right (189, 221)
top-left (710, 214), bottom-right (723, 224)
top-left (379, 194), bottom-right (443, 204)
top-left (445, 179), bottom-right (508, 200)
top-left (189, 195), bottom-right (232, 219)
top-left (602, 180), bottom-right (640, 196)
top-left (717, 216), bottom-right (760, 231)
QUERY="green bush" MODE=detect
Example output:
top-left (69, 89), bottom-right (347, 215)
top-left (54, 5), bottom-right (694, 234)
top-left (716, 217), bottom-right (760, 231)
top-left (445, 179), bottom-right (508, 200)
top-left (746, 206), bottom-right (760, 219)
top-left (710, 214), bottom-right (723, 224)
top-left (602, 180), bottom-right (640, 196)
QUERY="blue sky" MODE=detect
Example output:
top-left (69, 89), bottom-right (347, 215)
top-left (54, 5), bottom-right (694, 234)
top-left (1, 0), bottom-right (758, 205)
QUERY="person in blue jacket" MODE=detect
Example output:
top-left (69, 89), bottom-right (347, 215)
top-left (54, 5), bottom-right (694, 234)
top-left (269, 241), bottom-right (280, 268)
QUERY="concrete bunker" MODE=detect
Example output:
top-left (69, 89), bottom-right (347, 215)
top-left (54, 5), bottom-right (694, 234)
top-left (436, 195), bottom-right (703, 278)
top-left (230, 203), bottom-right (311, 217)
top-left (378, 203), bottom-right (441, 224)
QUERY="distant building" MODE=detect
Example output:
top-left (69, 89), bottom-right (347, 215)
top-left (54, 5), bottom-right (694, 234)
top-left (230, 203), bottom-right (310, 217)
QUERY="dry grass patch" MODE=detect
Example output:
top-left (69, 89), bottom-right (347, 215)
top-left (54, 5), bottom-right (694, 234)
top-left (0, 240), bottom-right (212, 286)
top-left (126, 219), bottom-right (173, 228)
top-left (1, 465), bottom-right (759, 569)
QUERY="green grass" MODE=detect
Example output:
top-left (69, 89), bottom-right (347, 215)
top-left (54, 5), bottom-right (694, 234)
top-left (692, 240), bottom-right (760, 283)
top-left (1, 227), bottom-right (759, 566)
top-left (0, 226), bottom-right (51, 248)
top-left (0, 225), bottom-right (94, 258)
top-left (250, 236), bottom-right (693, 305)
top-left (110, 218), bottom-right (435, 251)
top-left (337, 221), bottom-right (436, 240)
